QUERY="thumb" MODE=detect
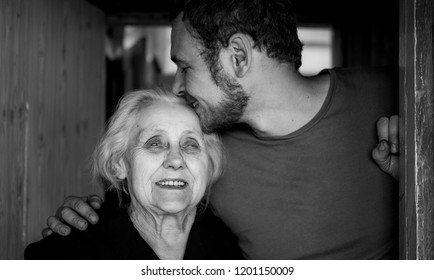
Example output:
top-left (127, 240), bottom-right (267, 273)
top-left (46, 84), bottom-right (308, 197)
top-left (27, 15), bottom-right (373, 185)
top-left (372, 140), bottom-right (399, 180)
top-left (41, 228), bottom-right (53, 238)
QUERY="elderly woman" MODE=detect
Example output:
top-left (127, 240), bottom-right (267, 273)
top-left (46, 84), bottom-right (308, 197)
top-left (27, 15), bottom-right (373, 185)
top-left (24, 88), bottom-right (242, 259)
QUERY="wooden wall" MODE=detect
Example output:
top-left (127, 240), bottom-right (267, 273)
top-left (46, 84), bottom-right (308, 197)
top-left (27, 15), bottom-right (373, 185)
top-left (399, 0), bottom-right (434, 259)
top-left (0, 0), bottom-right (106, 259)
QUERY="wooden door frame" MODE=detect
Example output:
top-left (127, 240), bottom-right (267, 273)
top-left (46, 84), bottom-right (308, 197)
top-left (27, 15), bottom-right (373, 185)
top-left (399, 0), bottom-right (434, 259)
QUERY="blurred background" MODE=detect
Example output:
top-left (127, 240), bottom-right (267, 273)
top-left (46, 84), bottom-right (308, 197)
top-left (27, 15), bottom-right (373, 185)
top-left (0, 0), bottom-right (398, 259)
top-left (100, 0), bottom-right (398, 118)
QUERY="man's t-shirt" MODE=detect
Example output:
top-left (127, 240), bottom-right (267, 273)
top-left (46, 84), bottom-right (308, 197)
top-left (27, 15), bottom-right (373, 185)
top-left (211, 67), bottom-right (399, 259)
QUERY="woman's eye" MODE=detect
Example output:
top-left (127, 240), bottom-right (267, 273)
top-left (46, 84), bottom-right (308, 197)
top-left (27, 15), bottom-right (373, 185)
top-left (182, 139), bottom-right (200, 152)
top-left (144, 138), bottom-right (165, 150)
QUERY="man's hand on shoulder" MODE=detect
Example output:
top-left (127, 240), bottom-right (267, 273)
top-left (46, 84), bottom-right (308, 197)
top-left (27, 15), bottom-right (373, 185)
top-left (42, 195), bottom-right (103, 237)
top-left (372, 115), bottom-right (399, 180)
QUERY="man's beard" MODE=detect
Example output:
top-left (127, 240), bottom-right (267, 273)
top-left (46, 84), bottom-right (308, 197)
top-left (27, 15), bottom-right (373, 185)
top-left (198, 62), bottom-right (249, 134)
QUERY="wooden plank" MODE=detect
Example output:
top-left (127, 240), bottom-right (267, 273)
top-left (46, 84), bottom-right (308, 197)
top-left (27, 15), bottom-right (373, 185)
top-left (399, 0), bottom-right (416, 260)
top-left (0, 0), bottom-right (29, 260)
top-left (414, 0), bottom-right (434, 260)
top-left (399, 0), bottom-right (434, 259)
top-left (0, 0), bottom-right (105, 259)
top-left (24, 0), bottom-right (106, 250)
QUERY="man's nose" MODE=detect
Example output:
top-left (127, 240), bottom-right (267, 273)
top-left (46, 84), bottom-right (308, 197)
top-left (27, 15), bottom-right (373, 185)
top-left (163, 147), bottom-right (185, 170)
top-left (172, 68), bottom-right (185, 97)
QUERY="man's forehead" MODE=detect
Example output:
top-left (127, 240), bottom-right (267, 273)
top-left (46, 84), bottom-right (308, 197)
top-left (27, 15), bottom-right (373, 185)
top-left (170, 16), bottom-right (186, 58)
top-left (170, 18), bottom-right (198, 64)
top-left (171, 13), bottom-right (186, 41)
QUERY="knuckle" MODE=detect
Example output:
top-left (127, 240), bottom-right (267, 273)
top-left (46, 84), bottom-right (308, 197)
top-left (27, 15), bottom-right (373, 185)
top-left (377, 116), bottom-right (389, 125)
top-left (72, 216), bottom-right (87, 229)
top-left (47, 216), bottom-right (58, 227)
top-left (72, 199), bottom-right (86, 211)
top-left (88, 194), bottom-right (98, 200)
top-left (88, 195), bottom-right (102, 203)
top-left (64, 195), bottom-right (84, 207)
top-left (376, 155), bottom-right (390, 166)
top-left (60, 206), bottom-right (71, 219)
top-left (372, 145), bottom-right (389, 164)
top-left (54, 223), bottom-right (64, 233)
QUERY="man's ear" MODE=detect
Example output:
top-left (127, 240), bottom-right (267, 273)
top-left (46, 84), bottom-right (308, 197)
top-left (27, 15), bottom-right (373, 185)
top-left (114, 158), bottom-right (127, 180)
top-left (228, 33), bottom-right (252, 78)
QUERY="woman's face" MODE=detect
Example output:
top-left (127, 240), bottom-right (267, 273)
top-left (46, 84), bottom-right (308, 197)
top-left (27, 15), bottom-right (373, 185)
top-left (123, 101), bottom-right (210, 215)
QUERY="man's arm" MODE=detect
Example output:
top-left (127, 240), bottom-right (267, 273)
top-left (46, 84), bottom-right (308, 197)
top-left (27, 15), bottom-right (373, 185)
top-left (43, 115), bottom-right (399, 237)
top-left (372, 115), bottom-right (399, 180)
top-left (42, 195), bottom-right (103, 237)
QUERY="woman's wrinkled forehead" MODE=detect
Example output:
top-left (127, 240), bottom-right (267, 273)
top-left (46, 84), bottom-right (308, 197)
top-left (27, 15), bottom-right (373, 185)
top-left (131, 100), bottom-right (204, 139)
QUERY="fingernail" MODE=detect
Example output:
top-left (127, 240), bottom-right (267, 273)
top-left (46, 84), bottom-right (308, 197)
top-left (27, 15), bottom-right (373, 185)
top-left (90, 214), bottom-right (97, 223)
top-left (78, 220), bottom-right (86, 229)
top-left (60, 227), bottom-right (68, 235)
top-left (391, 144), bottom-right (397, 153)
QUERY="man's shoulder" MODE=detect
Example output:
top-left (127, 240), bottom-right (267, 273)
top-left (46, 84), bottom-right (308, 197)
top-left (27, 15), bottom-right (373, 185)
top-left (331, 66), bottom-right (398, 83)
top-left (328, 66), bottom-right (398, 104)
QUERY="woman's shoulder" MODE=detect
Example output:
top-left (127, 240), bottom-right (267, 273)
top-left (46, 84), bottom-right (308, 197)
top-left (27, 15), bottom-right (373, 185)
top-left (186, 207), bottom-right (244, 260)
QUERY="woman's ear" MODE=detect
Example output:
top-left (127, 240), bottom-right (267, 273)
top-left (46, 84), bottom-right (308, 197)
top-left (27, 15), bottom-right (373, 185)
top-left (114, 158), bottom-right (127, 180)
top-left (228, 33), bottom-right (252, 78)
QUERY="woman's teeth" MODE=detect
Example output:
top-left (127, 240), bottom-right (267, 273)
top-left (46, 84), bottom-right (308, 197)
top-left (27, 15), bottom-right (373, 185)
top-left (157, 180), bottom-right (187, 187)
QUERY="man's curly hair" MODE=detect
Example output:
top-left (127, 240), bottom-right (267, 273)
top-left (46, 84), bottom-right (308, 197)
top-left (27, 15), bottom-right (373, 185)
top-left (171, 0), bottom-right (303, 70)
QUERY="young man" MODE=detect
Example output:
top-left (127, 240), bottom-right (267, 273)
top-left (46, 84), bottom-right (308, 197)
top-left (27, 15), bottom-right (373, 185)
top-left (43, 0), bottom-right (399, 259)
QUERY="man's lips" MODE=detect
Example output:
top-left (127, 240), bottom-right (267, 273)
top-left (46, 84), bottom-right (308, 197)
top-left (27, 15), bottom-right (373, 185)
top-left (184, 93), bottom-right (198, 109)
top-left (191, 100), bottom-right (199, 110)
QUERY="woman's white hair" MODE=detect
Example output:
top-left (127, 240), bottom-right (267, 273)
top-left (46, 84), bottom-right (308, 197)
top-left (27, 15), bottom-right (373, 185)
top-left (92, 88), bottom-right (225, 207)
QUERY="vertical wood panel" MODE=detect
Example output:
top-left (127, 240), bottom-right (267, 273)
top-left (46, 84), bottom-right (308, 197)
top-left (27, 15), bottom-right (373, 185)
top-left (0, 0), bottom-right (29, 259)
top-left (399, 0), bottom-right (417, 260)
top-left (0, 0), bottom-right (106, 259)
top-left (414, 0), bottom-right (434, 259)
top-left (399, 0), bottom-right (434, 259)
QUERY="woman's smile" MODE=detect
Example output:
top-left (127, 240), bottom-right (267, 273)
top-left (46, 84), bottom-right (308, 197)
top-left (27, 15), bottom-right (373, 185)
top-left (155, 179), bottom-right (188, 189)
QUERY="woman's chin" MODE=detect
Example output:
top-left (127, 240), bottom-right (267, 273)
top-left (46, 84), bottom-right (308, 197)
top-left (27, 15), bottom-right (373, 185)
top-left (155, 201), bottom-right (194, 215)
top-left (151, 191), bottom-right (197, 215)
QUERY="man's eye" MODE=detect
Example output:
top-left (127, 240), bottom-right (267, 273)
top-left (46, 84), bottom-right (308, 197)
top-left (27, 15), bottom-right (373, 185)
top-left (181, 66), bottom-right (189, 73)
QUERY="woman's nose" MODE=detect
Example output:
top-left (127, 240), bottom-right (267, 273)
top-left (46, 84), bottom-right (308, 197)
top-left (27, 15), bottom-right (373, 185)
top-left (172, 68), bottom-right (185, 97)
top-left (163, 147), bottom-right (185, 170)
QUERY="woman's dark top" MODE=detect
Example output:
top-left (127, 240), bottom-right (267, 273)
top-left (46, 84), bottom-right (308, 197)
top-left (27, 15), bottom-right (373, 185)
top-left (24, 204), bottom-right (243, 260)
